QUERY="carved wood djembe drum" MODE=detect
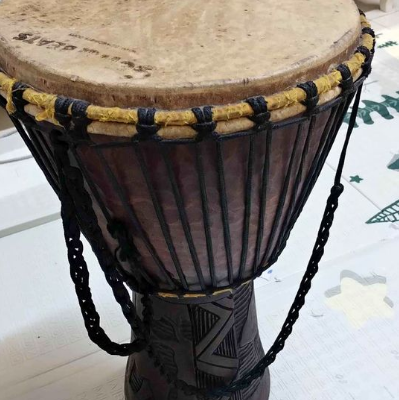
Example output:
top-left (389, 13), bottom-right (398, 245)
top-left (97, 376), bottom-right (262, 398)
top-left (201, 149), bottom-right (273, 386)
top-left (0, 1), bottom-right (374, 399)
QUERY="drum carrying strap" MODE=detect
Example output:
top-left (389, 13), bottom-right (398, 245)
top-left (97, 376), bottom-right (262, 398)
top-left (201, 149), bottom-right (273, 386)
top-left (51, 135), bottom-right (152, 357)
top-left (51, 84), bottom-right (363, 398)
top-left (200, 83), bottom-right (365, 398)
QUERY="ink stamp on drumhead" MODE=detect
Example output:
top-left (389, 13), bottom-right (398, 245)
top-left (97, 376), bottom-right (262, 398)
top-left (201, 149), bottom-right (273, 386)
top-left (12, 32), bottom-right (154, 79)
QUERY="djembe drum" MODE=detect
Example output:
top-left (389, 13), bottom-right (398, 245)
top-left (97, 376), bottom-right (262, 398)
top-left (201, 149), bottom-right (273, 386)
top-left (0, 0), bottom-right (374, 399)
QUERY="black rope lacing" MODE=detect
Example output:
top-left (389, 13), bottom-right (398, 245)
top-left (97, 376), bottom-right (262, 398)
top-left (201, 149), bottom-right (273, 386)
top-left (136, 107), bottom-right (160, 139)
top-left (245, 96), bottom-right (271, 127)
top-left (3, 80), bottom-right (365, 397)
top-left (51, 133), bottom-right (152, 356)
top-left (50, 98), bottom-right (153, 356)
top-left (298, 81), bottom-right (320, 111)
top-left (192, 106), bottom-right (217, 140)
top-left (165, 82), bottom-right (365, 400)
top-left (1, 15), bottom-right (371, 396)
top-left (336, 64), bottom-right (355, 94)
top-left (357, 45), bottom-right (373, 77)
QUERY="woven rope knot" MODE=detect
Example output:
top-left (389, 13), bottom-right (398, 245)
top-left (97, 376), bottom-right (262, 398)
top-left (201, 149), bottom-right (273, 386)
top-left (336, 64), bottom-right (354, 94)
top-left (245, 96), bottom-right (271, 127)
top-left (136, 108), bottom-right (160, 138)
top-left (192, 106), bottom-right (216, 139)
top-left (362, 27), bottom-right (375, 38)
top-left (5, 82), bottom-right (32, 124)
top-left (54, 97), bottom-right (90, 140)
top-left (357, 45), bottom-right (371, 62)
top-left (357, 45), bottom-right (373, 77)
top-left (331, 183), bottom-right (344, 196)
top-left (71, 100), bottom-right (90, 119)
top-left (55, 96), bottom-right (73, 122)
top-left (297, 81), bottom-right (319, 111)
top-left (10, 82), bottom-right (29, 115)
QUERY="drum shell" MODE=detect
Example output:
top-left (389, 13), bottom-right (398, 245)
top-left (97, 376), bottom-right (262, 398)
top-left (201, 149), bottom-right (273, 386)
top-left (17, 96), bottom-right (351, 293)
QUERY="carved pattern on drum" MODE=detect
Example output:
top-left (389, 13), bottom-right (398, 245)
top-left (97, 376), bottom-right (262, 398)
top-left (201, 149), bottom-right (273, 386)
top-left (125, 283), bottom-right (269, 400)
top-left (129, 361), bottom-right (144, 393)
top-left (190, 300), bottom-right (239, 384)
top-left (129, 361), bottom-right (155, 400)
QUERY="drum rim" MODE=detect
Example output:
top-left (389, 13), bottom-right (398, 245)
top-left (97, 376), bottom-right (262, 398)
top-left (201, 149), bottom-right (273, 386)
top-left (0, 14), bottom-right (373, 140)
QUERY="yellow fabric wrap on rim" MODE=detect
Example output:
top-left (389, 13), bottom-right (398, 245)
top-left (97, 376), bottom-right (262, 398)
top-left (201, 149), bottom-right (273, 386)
top-left (23, 89), bottom-right (59, 125)
top-left (1, 78), bottom-right (17, 114)
top-left (0, 14), bottom-right (374, 133)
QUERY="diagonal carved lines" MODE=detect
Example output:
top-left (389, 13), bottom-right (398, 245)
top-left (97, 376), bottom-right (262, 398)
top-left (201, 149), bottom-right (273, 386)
top-left (190, 302), bottom-right (239, 376)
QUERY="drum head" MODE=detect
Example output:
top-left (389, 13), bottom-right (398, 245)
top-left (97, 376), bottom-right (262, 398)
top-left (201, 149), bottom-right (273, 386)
top-left (0, 0), bottom-right (361, 109)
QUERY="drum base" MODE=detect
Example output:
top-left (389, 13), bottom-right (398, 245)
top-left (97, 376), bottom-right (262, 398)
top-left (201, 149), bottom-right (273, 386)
top-left (125, 282), bottom-right (270, 400)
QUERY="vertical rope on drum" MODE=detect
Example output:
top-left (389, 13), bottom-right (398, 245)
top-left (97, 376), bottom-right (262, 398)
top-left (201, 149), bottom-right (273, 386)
top-left (9, 117), bottom-right (60, 194)
top-left (71, 147), bottom-right (113, 223)
top-left (261, 123), bottom-right (302, 267)
top-left (6, 82), bottom-right (60, 193)
top-left (270, 84), bottom-right (356, 265)
top-left (34, 129), bottom-right (54, 159)
top-left (133, 142), bottom-right (189, 290)
top-left (195, 143), bottom-right (217, 287)
top-left (253, 126), bottom-right (272, 273)
top-left (319, 63), bottom-right (358, 171)
top-left (271, 105), bottom-right (339, 261)
top-left (216, 139), bottom-right (234, 285)
top-left (326, 93), bottom-right (357, 161)
top-left (238, 134), bottom-right (255, 280)
top-left (160, 143), bottom-right (206, 291)
top-left (272, 115), bottom-right (315, 258)
top-left (319, 101), bottom-right (349, 165)
top-left (11, 81), bottom-right (59, 186)
top-left (69, 147), bottom-right (144, 291)
top-left (301, 102), bottom-right (345, 197)
top-left (204, 83), bottom-right (365, 399)
top-left (308, 104), bottom-right (341, 184)
top-left (301, 92), bottom-right (354, 192)
top-left (94, 148), bottom-right (171, 289)
top-left (32, 128), bottom-right (58, 174)
top-left (28, 127), bottom-right (59, 185)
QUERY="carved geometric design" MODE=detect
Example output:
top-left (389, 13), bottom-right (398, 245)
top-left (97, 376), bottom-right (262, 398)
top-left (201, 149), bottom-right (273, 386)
top-left (213, 328), bottom-right (237, 359)
top-left (151, 342), bottom-right (178, 376)
top-left (129, 361), bottom-right (144, 393)
top-left (233, 283), bottom-right (253, 341)
top-left (231, 389), bottom-right (244, 400)
top-left (152, 317), bottom-right (178, 342)
top-left (195, 369), bottom-right (225, 390)
top-left (128, 361), bottom-right (155, 400)
top-left (190, 302), bottom-right (239, 378)
top-left (190, 305), bottom-right (220, 345)
top-left (125, 285), bottom-right (269, 400)
top-left (179, 317), bottom-right (193, 341)
top-left (239, 335), bottom-right (264, 400)
top-left (239, 335), bottom-right (263, 374)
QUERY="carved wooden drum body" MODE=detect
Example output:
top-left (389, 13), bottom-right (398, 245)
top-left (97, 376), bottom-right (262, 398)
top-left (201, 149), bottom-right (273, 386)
top-left (0, 0), bottom-right (375, 399)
